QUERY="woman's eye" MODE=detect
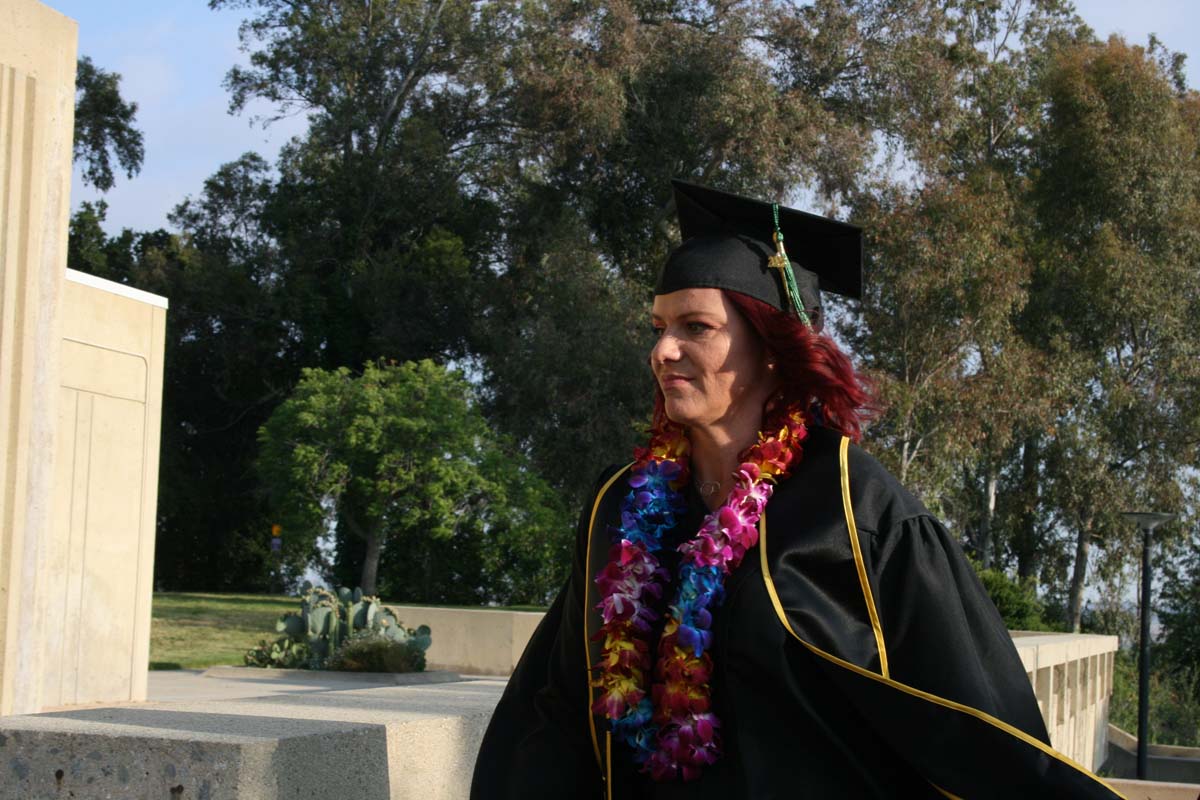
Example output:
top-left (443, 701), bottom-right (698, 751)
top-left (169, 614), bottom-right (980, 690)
top-left (651, 326), bottom-right (665, 338)
top-left (686, 322), bottom-right (710, 334)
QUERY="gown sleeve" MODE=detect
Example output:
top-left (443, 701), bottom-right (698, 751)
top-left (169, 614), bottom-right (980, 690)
top-left (871, 513), bottom-right (1050, 740)
top-left (469, 468), bottom-right (617, 800)
top-left (836, 512), bottom-right (1123, 798)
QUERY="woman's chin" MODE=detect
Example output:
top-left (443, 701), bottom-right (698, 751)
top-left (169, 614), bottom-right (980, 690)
top-left (663, 401), bottom-right (701, 427)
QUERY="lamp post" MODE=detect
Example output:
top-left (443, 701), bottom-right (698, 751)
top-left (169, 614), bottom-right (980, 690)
top-left (1120, 511), bottom-right (1174, 780)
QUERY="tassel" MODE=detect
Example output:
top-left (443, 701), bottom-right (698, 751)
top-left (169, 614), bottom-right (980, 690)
top-left (767, 204), bottom-right (812, 328)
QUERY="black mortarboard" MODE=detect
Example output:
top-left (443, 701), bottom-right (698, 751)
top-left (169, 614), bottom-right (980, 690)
top-left (656, 179), bottom-right (862, 328)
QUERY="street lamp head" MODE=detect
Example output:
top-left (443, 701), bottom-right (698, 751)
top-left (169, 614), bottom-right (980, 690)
top-left (1121, 512), bottom-right (1175, 531)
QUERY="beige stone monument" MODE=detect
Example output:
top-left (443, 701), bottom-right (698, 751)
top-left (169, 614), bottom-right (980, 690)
top-left (1, 0), bottom-right (167, 716)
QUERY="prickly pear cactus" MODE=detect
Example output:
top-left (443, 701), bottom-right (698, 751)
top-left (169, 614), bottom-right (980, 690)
top-left (247, 584), bottom-right (433, 671)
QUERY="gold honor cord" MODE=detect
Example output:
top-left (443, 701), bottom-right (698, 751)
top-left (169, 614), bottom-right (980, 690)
top-left (606, 732), bottom-right (614, 800)
top-left (931, 782), bottom-right (965, 799)
top-left (839, 436), bottom-right (890, 678)
top-left (757, 501), bottom-right (1129, 800)
top-left (585, 464), bottom-right (634, 772)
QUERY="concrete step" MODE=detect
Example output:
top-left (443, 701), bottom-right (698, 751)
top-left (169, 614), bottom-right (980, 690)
top-left (0, 676), bottom-right (507, 800)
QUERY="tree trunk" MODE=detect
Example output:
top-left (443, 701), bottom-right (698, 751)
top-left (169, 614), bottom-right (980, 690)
top-left (360, 528), bottom-right (382, 597)
top-left (978, 463), bottom-right (997, 569)
top-left (1015, 433), bottom-right (1040, 580)
top-left (1067, 516), bottom-right (1092, 632)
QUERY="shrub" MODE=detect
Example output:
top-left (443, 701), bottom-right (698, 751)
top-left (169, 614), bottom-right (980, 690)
top-left (971, 561), bottom-right (1057, 631)
top-left (244, 636), bottom-right (312, 669)
top-left (326, 631), bottom-right (426, 673)
top-left (1110, 648), bottom-right (1200, 747)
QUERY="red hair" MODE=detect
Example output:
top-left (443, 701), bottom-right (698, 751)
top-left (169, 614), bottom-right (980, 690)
top-left (651, 290), bottom-right (874, 443)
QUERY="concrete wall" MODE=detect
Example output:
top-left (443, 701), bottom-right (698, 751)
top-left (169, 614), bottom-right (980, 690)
top-left (39, 270), bottom-right (167, 709)
top-left (1106, 778), bottom-right (1200, 800)
top-left (0, 0), bottom-right (77, 718)
top-left (389, 605), bottom-right (545, 676)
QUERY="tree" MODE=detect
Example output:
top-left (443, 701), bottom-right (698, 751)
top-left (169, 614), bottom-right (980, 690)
top-left (847, 173), bottom-right (1054, 566)
top-left (73, 55), bottom-right (144, 191)
top-left (835, 0), bottom-right (1083, 578)
top-left (210, 0), bottom-right (499, 369)
top-left (1159, 522), bottom-right (1200, 686)
top-left (257, 360), bottom-right (568, 601)
top-left (1029, 36), bottom-right (1200, 629)
top-left (474, 0), bottom-right (968, 504)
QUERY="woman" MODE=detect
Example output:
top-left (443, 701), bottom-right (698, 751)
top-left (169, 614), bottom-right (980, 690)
top-left (471, 181), bottom-right (1121, 799)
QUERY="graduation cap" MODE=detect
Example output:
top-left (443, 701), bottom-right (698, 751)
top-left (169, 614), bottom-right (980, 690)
top-left (656, 179), bottom-right (862, 329)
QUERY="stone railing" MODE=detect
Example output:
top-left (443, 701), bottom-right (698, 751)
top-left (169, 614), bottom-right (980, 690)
top-left (399, 607), bottom-right (1119, 772)
top-left (1010, 631), bottom-right (1119, 772)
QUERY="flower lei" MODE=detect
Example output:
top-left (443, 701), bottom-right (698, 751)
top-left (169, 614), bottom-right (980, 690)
top-left (591, 403), bottom-right (808, 781)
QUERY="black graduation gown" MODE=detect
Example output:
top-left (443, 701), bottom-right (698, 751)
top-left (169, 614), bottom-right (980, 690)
top-left (471, 427), bottom-right (1123, 799)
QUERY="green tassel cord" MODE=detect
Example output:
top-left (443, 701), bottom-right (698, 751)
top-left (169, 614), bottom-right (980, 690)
top-left (768, 203), bottom-right (812, 328)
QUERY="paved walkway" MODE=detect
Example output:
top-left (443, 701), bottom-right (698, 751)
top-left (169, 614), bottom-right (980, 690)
top-left (146, 666), bottom-right (500, 704)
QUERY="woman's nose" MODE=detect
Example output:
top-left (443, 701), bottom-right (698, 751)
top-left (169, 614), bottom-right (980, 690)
top-left (651, 332), bottom-right (681, 366)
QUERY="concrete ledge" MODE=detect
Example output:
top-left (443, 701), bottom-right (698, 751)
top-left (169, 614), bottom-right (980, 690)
top-left (0, 678), bottom-right (507, 800)
top-left (1105, 778), bottom-right (1200, 800)
top-left (201, 667), bottom-right (463, 686)
top-left (1107, 724), bottom-right (1200, 784)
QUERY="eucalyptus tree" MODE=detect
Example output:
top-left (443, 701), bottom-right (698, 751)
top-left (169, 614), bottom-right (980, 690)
top-left (845, 0), bottom-right (1084, 570)
top-left (1029, 37), bottom-right (1200, 629)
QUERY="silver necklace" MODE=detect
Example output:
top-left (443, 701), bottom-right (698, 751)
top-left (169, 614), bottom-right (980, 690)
top-left (695, 479), bottom-right (721, 498)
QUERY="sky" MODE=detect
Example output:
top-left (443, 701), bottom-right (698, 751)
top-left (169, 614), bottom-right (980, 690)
top-left (48, 0), bottom-right (1200, 236)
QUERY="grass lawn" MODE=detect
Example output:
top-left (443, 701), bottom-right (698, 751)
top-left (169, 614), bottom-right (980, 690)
top-left (150, 592), bottom-right (295, 670)
top-left (150, 593), bottom-right (550, 670)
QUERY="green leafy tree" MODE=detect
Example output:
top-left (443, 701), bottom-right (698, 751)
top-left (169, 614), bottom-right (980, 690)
top-left (257, 360), bottom-right (568, 601)
top-left (1110, 649), bottom-right (1200, 747)
top-left (1029, 36), bottom-right (1200, 629)
top-left (848, 173), bottom-right (1054, 566)
top-left (73, 55), bottom-right (144, 191)
top-left (1159, 524), bottom-right (1200, 686)
top-left (836, 0), bottom-right (1083, 578)
top-left (476, 0), bottom-right (966, 502)
top-left (209, 0), bottom-right (498, 369)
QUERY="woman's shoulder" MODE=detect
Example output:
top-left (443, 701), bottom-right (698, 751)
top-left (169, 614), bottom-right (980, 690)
top-left (791, 426), bottom-right (932, 537)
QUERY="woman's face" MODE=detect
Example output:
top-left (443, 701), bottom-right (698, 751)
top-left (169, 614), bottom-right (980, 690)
top-left (650, 288), bottom-right (776, 430)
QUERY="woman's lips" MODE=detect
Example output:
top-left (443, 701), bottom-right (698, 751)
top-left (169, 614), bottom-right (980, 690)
top-left (660, 374), bottom-right (691, 389)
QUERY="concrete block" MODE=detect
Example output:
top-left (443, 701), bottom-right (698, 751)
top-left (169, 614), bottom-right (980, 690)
top-left (0, 678), bottom-right (507, 800)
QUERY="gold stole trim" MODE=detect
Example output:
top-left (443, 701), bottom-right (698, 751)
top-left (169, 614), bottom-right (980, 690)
top-left (585, 464), bottom-right (634, 773)
top-left (840, 435), bottom-right (890, 678)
